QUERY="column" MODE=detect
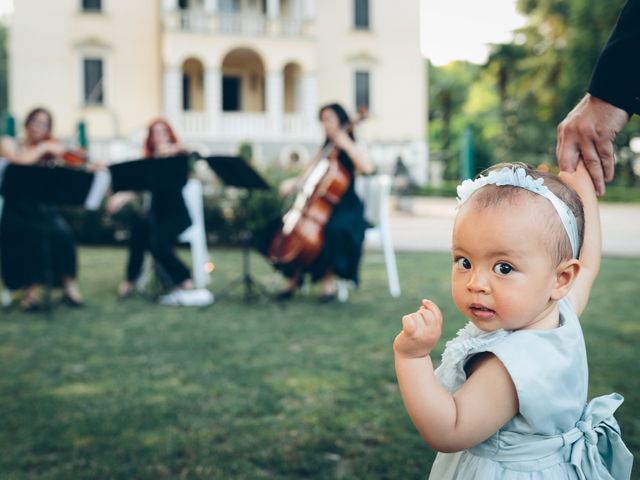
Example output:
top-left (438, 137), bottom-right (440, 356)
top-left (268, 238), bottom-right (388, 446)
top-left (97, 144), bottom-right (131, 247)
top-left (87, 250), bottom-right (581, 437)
top-left (205, 66), bottom-right (222, 136)
top-left (266, 70), bottom-right (284, 137)
top-left (163, 0), bottom-right (179, 12)
top-left (205, 0), bottom-right (218, 13)
top-left (302, 0), bottom-right (314, 20)
top-left (267, 0), bottom-right (280, 18)
top-left (164, 66), bottom-right (183, 123)
top-left (301, 71), bottom-right (317, 138)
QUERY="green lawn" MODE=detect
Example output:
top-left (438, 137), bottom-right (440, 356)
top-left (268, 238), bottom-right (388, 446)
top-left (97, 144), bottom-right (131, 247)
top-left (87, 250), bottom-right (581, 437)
top-left (1, 247), bottom-right (638, 479)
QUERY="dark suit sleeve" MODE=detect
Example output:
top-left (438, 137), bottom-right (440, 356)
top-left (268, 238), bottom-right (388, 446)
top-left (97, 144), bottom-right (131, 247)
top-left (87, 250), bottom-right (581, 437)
top-left (588, 0), bottom-right (640, 116)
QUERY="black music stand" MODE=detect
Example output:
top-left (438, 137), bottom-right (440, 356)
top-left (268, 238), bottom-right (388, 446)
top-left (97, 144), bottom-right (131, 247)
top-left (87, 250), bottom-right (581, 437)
top-left (205, 155), bottom-right (271, 301)
top-left (0, 162), bottom-right (110, 312)
top-left (109, 154), bottom-right (190, 192)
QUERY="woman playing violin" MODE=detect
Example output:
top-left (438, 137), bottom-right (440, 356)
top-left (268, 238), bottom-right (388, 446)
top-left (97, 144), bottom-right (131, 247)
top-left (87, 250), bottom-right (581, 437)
top-left (271, 102), bottom-right (373, 302)
top-left (0, 107), bottom-right (84, 310)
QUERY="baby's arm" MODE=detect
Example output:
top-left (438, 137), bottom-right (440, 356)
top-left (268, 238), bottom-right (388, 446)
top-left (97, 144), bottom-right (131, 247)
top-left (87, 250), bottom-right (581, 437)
top-left (559, 162), bottom-right (601, 316)
top-left (394, 300), bottom-right (518, 452)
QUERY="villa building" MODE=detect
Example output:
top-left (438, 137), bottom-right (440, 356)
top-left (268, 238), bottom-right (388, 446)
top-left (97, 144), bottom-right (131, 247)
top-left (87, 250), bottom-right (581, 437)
top-left (9, 0), bottom-right (427, 181)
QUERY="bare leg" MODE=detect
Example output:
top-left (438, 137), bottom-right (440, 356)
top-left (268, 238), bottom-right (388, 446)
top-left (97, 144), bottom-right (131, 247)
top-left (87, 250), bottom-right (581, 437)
top-left (321, 272), bottom-right (337, 296)
top-left (20, 284), bottom-right (42, 311)
top-left (63, 277), bottom-right (84, 306)
top-left (117, 280), bottom-right (135, 298)
top-left (275, 272), bottom-right (300, 301)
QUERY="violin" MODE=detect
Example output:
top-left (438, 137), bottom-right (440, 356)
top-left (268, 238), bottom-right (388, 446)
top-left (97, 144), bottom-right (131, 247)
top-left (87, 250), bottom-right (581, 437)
top-left (62, 148), bottom-right (88, 167)
top-left (267, 107), bottom-right (367, 269)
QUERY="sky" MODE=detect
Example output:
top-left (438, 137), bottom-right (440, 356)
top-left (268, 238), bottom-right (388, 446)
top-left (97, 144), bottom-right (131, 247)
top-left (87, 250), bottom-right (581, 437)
top-left (0, 0), bottom-right (526, 66)
top-left (0, 0), bottom-right (11, 17)
top-left (421, 0), bottom-right (527, 65)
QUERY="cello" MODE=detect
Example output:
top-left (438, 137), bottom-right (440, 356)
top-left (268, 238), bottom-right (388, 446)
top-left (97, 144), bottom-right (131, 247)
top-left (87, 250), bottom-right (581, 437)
top-left (268, 107), bottom-right (367, 269)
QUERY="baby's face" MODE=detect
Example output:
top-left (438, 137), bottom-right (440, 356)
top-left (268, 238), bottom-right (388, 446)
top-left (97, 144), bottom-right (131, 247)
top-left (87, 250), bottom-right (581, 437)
top-left (451, 197), bottom-right (560, 332)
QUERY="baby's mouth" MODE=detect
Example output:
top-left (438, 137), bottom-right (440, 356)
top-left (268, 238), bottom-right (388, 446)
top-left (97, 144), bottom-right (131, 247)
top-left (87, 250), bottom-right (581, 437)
top-left (469, 303), bottom-right (496, 319)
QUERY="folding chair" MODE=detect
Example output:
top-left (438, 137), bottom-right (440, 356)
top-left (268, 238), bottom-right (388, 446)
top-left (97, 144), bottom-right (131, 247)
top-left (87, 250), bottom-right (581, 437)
top-left (177, 178), bottom-right (212, 289)
top-left (0, 194), bottom-right (10, 307)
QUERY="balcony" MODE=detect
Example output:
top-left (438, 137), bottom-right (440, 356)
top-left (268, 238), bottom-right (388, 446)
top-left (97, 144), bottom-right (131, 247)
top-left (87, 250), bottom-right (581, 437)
top-left (176, 112), bottom-right (320, 142)
top-left (165, 10), bottom-right (311, 37)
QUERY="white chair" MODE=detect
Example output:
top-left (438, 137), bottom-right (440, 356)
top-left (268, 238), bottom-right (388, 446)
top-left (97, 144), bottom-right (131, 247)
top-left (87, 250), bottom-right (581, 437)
top-left (0, 194), bottom-right (9, 307)
top-left (178, 178), bottom-right (212, 289)
top-left (337, 174), bottom-right (401, 301)
top-left (0, 160), bottom-right (10, 306)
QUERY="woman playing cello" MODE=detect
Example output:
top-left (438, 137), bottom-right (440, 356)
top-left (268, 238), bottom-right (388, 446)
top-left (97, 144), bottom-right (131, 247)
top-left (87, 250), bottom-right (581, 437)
top-left (266, 103), bottom-right (373, 302)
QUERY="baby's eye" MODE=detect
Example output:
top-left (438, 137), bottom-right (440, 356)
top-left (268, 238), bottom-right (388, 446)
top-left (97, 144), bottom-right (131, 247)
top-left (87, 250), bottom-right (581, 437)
top-left (456, 257), bottom-right (471, 270)
top-left (493, 263), bottom-right (513, 275)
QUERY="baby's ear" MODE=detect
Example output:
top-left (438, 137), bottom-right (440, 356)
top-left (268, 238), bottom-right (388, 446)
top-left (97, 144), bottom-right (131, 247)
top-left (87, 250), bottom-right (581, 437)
top-left (551, 259), bottom-right (580, 300)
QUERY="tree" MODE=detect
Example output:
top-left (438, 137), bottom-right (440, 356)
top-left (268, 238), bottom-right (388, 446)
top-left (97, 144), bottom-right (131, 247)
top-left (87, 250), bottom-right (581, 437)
top-left (428, 60), bottom-right (481, 179)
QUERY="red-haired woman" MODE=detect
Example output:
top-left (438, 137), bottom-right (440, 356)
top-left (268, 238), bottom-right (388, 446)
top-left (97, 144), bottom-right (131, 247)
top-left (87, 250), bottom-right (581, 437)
top-left (107, 119), bottom-right (194, 298)
top-left (0, 107), bottom-right (84, 310)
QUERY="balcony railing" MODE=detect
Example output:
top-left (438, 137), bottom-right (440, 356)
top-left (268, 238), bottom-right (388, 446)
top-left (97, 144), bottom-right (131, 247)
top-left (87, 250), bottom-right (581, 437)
top-left (166, 10), bottom-right (311, 37)
top-left (176, 112), bottom-right (320, 141)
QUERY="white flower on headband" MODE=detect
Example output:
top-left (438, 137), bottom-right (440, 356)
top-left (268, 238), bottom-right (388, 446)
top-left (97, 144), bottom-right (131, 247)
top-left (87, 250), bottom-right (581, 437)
top-left (455, 166), bottom-right (580, 259)
top-left (457, 167), bottom-right (547, 204)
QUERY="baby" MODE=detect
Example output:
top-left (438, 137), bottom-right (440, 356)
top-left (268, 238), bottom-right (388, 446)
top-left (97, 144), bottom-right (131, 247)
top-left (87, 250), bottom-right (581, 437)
top-left (393, 162), bottom-right (633, 479)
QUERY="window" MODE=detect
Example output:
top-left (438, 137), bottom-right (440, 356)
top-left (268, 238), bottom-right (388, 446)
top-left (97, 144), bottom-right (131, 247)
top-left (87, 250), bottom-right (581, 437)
top-left (83, 58), bottom-right (104, 105)
top-left (223, 76), bottom-right (241, 111)
top-left (182, 74), bottom-right (191, 110)
top-left (82, 0), bottom-right (102, 12)
top-left (354, 0), bottom-right (369, 30)
top-left (355, 70), bottom-right (370, 111)
top-left (220, 0), bottom-right (240, 13)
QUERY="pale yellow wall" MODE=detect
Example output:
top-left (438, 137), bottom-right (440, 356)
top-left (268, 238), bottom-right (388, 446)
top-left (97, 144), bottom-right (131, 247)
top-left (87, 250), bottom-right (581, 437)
top-left (10, 0), bottom-right (161, 140)
top-left (162, 33), bottom-right (316, 73)
top-left (10, 1), bottom-right (424, 145)
top-left (315, 0), bottom-right (425, 142)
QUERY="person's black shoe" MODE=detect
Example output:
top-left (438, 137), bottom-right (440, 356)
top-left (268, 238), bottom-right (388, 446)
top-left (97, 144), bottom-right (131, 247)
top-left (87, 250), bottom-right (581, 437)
top-left (20, 299), bottom-right (42, 312)
top-left (62, 294), bottom-right (85, 308)
top-left (275, 288), bottom-right (295, 301)
top-left (318, 292), bottom-right (337, 304)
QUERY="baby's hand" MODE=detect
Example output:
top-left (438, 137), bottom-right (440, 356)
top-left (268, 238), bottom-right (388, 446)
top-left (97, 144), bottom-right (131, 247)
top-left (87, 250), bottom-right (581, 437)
top-left (393, 299), bottom-right (443, 359)
top-left (559, 160), bottom-right (596, 201)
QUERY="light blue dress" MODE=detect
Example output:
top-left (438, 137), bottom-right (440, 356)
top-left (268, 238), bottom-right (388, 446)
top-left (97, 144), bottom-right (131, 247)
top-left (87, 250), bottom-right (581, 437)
top-left (429, 298), bottom-right (633, 479)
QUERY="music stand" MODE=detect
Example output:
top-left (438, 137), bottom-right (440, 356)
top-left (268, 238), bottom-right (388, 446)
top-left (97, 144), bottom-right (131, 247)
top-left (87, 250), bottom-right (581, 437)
top-left (204, 155), bottom-right (271, 301)
top-left (0, 162), bottom-right (110, 312)
top-left (109, 154), bottom-right (190, 192)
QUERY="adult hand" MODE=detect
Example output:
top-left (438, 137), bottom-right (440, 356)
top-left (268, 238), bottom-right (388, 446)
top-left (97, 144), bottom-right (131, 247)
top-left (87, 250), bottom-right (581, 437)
top-left (106, 191), bottom-right (134, 215)
top-left (155, 142), bottom-right (186, 157)
top-left (329, 130), bottom-right (352, 151)
top-left (556, 94), bottom-right (629, 197)
top-left (393, 299), bottom-right (443, 359)
top-left (41, 140), bottom-right (65, 157)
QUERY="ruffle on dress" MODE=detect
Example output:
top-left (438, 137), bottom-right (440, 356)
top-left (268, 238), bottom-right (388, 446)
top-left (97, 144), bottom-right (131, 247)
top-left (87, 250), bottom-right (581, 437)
top-left (435, 322), bottom-right (509, 393)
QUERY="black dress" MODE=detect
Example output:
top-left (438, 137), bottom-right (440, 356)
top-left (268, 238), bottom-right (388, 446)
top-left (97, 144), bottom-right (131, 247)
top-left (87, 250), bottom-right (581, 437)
top-left (123, 188), bottom-right (192, 287)
top-left (0, 181), bottom-right (78, 290)
top-left (257, 150), bottom-right (368, 285)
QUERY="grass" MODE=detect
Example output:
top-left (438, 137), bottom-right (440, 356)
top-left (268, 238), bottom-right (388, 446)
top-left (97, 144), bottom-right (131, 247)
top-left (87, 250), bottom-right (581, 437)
top-left (1, 247), bottom-right (639, 479)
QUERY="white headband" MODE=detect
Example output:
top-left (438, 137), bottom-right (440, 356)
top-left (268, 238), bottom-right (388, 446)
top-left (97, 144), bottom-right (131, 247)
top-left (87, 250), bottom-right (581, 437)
top-left (456, 167), bottom-right (580, 259)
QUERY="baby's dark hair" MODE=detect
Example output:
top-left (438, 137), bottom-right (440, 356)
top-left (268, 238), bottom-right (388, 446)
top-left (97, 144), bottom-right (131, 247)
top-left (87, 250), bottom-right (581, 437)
top-left (466, 163), bottom-right (584, 265)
